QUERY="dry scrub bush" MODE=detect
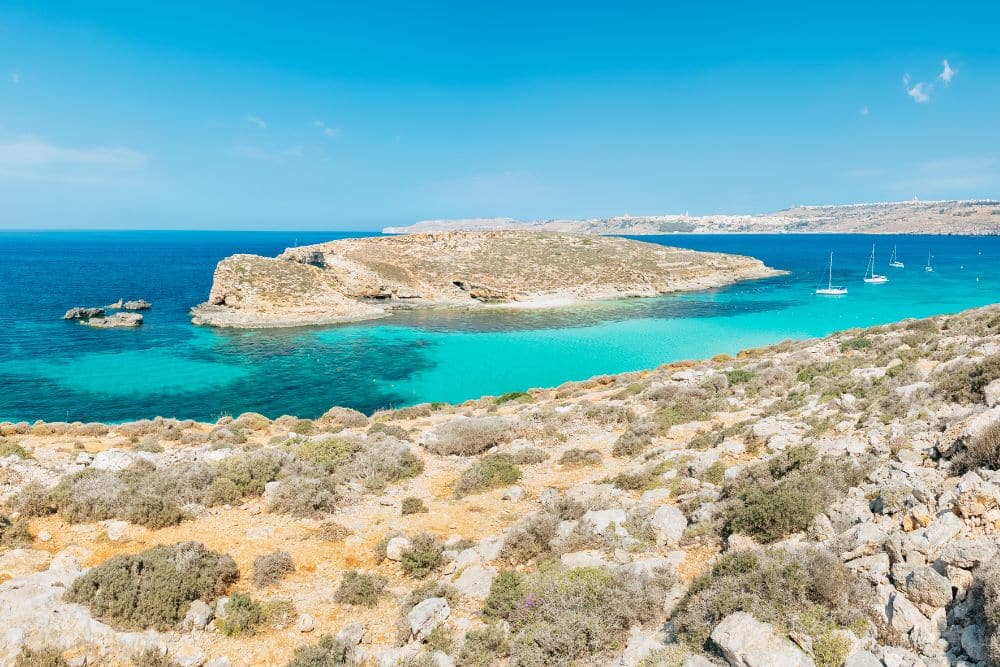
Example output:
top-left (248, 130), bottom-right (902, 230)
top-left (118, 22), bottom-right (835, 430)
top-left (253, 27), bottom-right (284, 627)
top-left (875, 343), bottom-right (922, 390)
top-left (458, 624), bottom-right (510, 666)
top-left (318, 406), bottom-right (369, 429)
top-left (285, 635), bottom-right (359, 667)
top-left (501, 511), bottom-right (559, 563)
top-left (510, 447), bottom-right (549, 465)
top-left (484, 564), bottom-right (675, 666)
top-left (954, 420), bottom-right (1000, 473)
top-left (335, 570), bottom-right (388, 606)
top-left (0, 440), bottom-right (30, 459)
top-left (423, 416), bottom-right (518, 456)
top-left (672, 547), bottom-right (870, 657)
top-left (936, 354), bottom-right (1000, 404)
top-left (0, 514), bottom-right (32, 548)
top-left (131, 648), bottom-right (177, 667)
top-left (14, 647), bottom-right (68, 667)
top-left (268, 476), bottom-right (338, 517)
top-left (401, 497), bottom-right (428, 515)
top-left (454, 455), bottom-right (521, 497)
top-left (558, 448), bottom-right (602, 467)
top-left (65, 542), bottom-right (238, 631)
top-left (252, 550), bottom-right (295, 588)
top-left (368, 422), bottom-right (411, 441)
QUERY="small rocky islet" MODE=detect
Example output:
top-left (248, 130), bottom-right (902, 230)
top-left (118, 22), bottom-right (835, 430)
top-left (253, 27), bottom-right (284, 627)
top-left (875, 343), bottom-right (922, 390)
top-left (2, 301), bottom-right (999, 666)
top-left (62, 300), bottom-right (151, 329)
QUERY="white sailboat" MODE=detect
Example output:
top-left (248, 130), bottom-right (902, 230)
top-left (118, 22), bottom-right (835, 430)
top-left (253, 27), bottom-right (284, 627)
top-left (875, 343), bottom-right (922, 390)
top-left (863, 244), bottom-right (888, 284)
top-left (925, 252), bottom-right (933, 272)
top-left (889, 245), bottom-right (904, 268)
top-left (816, 252), bottom-right (848, 295)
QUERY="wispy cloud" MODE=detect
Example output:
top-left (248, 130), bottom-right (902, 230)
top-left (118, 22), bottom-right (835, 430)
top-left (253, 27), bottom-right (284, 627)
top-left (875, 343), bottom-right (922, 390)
top-left (245, 115), bottom-right (267, 129)
top-left (859, 106), bottom-right (869, 116)
top-left (0, 136), bottom-right (146, 168)
top-left (848, 156), bottom-right (1000, 196)
top-left (313, 121), bottom-right (340, 138)
top-left (939, 59), bottom-right (957, 85)
top-left (9, 72), bottom-right (20, 84)
top-left (0, 136), bottom-right (147, 185)
top-left (230, 144), bottom-right (304, 162)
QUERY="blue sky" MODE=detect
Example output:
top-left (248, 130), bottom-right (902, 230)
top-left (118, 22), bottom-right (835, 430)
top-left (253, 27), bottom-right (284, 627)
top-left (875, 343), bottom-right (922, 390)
top-left (1, 1), bottom-right (998, 229)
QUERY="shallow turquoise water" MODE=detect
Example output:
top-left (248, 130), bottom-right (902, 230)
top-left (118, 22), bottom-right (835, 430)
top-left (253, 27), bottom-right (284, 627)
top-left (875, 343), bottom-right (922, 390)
top-left (0, 232), bottom-right (996, 422)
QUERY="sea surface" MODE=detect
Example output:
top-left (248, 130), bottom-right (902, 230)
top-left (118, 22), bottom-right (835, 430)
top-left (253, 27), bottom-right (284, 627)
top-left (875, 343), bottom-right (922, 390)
top-left (0, 231), bottom-right (997, 423)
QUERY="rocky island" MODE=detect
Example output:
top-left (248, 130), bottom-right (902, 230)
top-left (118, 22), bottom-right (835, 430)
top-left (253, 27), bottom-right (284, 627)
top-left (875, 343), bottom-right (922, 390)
top-left (2, 304), bottom-right (999, 666)
top-left (190, 231), bottom-right (782, 328)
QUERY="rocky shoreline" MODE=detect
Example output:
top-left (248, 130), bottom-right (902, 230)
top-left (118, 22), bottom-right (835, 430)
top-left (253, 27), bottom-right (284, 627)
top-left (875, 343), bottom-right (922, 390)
top-left (2, 304), bottom-right (999, 666)
top-left (190, 231), bottom-right (782, 329)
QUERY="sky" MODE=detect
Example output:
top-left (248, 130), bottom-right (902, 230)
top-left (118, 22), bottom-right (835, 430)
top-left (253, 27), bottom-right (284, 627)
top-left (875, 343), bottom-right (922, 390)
top-left (1, 1), bottom-right (999, 230)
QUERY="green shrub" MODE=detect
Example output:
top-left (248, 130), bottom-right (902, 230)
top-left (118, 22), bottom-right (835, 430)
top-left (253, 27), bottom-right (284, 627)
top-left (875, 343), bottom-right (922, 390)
top-left (724, 369), bottom-right (755, 385)
top-left (453, 455), bottom-right (521, 497)
top-left (252, 550), bottom-right (295, 588)
top-left (722, 446), bottom-right (860, 543)
top-left (483, 570), bottom-right (525, 619)
top-left (400, 533), bottom-right (444, 578)
top-left (703, 461), bottom-right (726, 486)
top-left (672, 547), bottom-right (870, 652)
top-left (840, 336), bottom-right (873, 352)
top-left (606, 468), bottom-right (660, 491)
top-left (401, 497), bottom-right (428, 515)
top-left (423, 417), bottom-right (516, 456)
top-left (458, 624), bottom-right (510, 667)
top-left (284, 635), bottom-right (358, 667)
top-left (14, 646), bottom-right (67, 667)
top-left (612, 426), bottom-right (654, 458)
top-left (937, 354), bottom-right (1000, 404)
top-left (334, 570), bottom-right (387, 606)
top-left (294, 437), bottom-right (361, 472)
top-left (495, 391), bottom-right (532, 404)
top-left (291, 419), bottom-right (315, 435)
top-left (955, 420), bottom-right (1000, 472)
top-left (65, 542), bottom-right (238, 631)
top-left (0, 515), bottom-right (32, 548)
top-left (558, 448), bottom-right (602, 467)
top-left (217, 593), bottom-right (263, 636)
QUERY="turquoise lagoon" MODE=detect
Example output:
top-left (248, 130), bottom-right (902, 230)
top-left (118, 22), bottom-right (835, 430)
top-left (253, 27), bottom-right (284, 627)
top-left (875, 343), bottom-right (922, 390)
top-left (0, 231), bottom-right (997, 423)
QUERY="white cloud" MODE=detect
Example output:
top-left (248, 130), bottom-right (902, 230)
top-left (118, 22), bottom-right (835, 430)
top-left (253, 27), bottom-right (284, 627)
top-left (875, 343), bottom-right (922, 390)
top-left (9, 72), bottom-right (20, 84)
top-left (313, 121), bottom-right (340, 138)
top-left (906, 81), bottom-right (932, 103)
top-left (0, 136), bottom-right (146, 168)
top-left (859, 106), bottom-right (869, 116)
top-left (245, 115), bottom-right (267, 129)
top-left (939, 59), bottom-right (957, 85)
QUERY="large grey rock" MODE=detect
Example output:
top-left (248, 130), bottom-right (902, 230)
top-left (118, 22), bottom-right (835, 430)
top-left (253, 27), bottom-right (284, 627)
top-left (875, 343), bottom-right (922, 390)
top-left (63, 307), bottom-right (105, 320)
top-left (985, 378), bottom-right (1000, 407)
top-left (903, 566), bottom-right (952, 612)
top-left (843, 650), bottom-right (882, 667)
top-left (710, 612), bottom-right (815, 667)
top-left (616, 626), bottom-right (666, 666)
top-left (452, 564), bottom-right (497, 600)
top-left (960, 624), bottom-right (986, 662)
top-left (650, 505), bottom-right (687, 547)
top-left (879, 646), bottom-right (927, 667)
top-left (385, 536), bottom-right (411, 562)
top-left (924, 512), bottom-right (965, 550)
top-left (336, 622), bottom-right (364, 646)
top-left (582, 509), bottom-right (628, 534)
top-left (408, 597), bottom-right (450, 640)
top-left (182, 600), bottom-right (213, 630)
top-left (82, 312), bottom-right (143, 328)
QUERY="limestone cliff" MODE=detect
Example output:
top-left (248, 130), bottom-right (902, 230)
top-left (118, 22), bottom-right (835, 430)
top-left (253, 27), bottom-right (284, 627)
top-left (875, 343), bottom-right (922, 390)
top-left (191, 231), bottom-right (782, 328)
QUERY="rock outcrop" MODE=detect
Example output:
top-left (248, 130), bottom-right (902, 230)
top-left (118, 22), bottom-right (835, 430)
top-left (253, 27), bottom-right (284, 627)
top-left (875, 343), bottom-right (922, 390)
top-left (81, 312), bottom-right (143, 328)
top-left (191, 231), bottom-right (781, 328)
top-left (63, 307), bottom-right (105, 320)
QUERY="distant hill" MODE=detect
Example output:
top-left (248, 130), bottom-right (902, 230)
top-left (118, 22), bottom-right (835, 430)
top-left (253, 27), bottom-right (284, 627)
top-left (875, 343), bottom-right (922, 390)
top-left (384, 199), bottom-right (1000, 235)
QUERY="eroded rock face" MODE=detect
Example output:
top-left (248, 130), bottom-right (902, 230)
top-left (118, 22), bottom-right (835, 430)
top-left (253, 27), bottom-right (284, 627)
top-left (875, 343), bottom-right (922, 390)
top-left (710, 612), bottom-right (815, 667)
top-left (63, 307), bottom-right (105, 320)
top-left (81, 312), bottom-right (143, 328)
top-left (191, 232), bottom-right (781, 328)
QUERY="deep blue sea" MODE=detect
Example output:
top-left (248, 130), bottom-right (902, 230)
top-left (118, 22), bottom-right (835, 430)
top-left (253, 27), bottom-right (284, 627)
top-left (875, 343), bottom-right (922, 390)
top-left (1, 231), bottom-right (997, 423)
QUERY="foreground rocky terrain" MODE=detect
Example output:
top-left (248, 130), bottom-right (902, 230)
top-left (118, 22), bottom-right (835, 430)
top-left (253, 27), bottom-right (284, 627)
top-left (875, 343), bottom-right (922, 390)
top-left (384, 199), bottom-right (1000, 235)
top-left (3, 304), bottom-right (1000, 666)
top-left (190, 231), bottom-right (779, 328)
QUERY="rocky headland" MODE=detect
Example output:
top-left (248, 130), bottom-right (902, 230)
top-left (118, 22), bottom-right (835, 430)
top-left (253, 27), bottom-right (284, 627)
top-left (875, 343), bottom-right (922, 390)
top-left (190, 231), bottom-right (781, 329)
top-left (2, 304), bottom-right (1000, 666)
top-left (384, 199), bottom-right (1000, 236)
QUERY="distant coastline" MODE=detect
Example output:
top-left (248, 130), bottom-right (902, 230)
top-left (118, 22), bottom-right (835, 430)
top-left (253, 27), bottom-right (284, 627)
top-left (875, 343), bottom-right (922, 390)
top-left (384, 199), bottom-right (1000, 236)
